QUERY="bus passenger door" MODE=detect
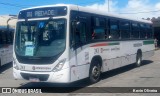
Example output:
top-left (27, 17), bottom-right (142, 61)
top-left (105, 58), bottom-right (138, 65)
top-left (70, 17), bottom-right (90, 81)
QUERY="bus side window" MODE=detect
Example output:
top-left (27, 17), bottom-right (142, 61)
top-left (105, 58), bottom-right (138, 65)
top-left (140, 23), bottom-right (147, 39)
top-left (109, 19), bottom-right (120, 39)
top-left (92, 28), bottom-right (105, 40)
top-left (77, 22), bottom-right (87, 44)
top-left (91, 17), bottom-right (106, 40)
top-left (131, 23), bottom-right (140, 39)
top-left (119, 21), bottom-right (130, 39)
top-left (146, 24), bottom-right (153, 39)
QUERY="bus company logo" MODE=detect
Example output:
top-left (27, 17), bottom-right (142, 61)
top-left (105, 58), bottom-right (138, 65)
top-left (2, 88), bottom-right (12, 93)
top-left (32, 66), bottom-right (36, 70)
top-left (32, 66), bottom-right (51, 71)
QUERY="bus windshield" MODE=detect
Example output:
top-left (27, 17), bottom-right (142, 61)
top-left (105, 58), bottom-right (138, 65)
top-left (15, 19), bottom-right (66, 57)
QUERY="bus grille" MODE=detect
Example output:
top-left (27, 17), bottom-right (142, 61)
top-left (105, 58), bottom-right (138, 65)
top-left (20, 73), bottom-right (49, 81)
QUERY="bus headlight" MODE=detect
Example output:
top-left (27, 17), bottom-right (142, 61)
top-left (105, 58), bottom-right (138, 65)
top-left (13, 58), bottom-right (19, 70)
top-left (52, 58), bottom-right (66, 72)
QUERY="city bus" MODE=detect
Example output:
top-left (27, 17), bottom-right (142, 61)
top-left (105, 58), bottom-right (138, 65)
top-left (0, 26), bottom-right (14, 67)
top-left (13, 4), bottom-right (154, 83)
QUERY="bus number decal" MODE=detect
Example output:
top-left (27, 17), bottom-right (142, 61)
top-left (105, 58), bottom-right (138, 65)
top-left (94, 48), bottom-right (99, 54)
top-left (27, 12), bottom-right (33, 18)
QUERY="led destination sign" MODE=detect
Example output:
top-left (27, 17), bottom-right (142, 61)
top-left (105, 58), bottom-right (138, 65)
top-left (18, 6), bottom-right (67, 19)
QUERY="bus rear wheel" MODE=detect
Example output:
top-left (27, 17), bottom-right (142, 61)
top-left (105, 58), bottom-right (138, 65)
top-left (89, 60), bottom-right (101, 83)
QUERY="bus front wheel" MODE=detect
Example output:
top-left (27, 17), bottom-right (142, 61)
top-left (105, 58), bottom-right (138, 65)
top-left (89, 60), bottom-right (101, 83)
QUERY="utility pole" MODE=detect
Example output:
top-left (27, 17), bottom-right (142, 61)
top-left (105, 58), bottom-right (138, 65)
top-left (108, 0), bottom-right (110, 12)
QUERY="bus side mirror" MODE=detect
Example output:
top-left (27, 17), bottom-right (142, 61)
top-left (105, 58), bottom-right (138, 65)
top-left (76, 21), bottom-right (81, 31)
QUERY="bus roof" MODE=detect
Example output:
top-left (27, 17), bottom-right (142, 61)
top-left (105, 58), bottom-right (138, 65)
top-left (20, 4), bottom-right (152, 24)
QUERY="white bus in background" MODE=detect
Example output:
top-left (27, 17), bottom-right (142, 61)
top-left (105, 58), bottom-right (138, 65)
top-left (0, 26), bottom-right (14, 67)
top-left (13, 4), bottom-right (154, 83)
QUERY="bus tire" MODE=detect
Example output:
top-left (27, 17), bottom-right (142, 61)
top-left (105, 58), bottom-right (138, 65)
top-left (89, 59), bottom-right (101, 83)
top-left (135, 51), bottom-right (142, 67)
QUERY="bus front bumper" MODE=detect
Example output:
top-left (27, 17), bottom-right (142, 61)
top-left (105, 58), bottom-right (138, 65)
top-left (13, 68), bottom-right (71, 83)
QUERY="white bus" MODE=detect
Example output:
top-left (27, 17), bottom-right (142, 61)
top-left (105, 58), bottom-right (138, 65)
top-left (13, 4), bottom-right (154, 83)
top-left (0, 26), bottom-right (14, 67)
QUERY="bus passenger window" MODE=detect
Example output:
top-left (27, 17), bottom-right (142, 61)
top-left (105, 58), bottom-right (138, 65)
top-left (92, 28), bottom-right (105, 40)
top-left (140, 24), bottom-right (147, 39)
top-left (91, 17), bottom-right (106, 40)
top-left (119, 21), bottom-right (130, 39)
top-left (146, 24), bottom-right (153, 39)
top-left (131, 23), bottom-right (139, 39)
top-left (109, 20), bottom-right (119, 39)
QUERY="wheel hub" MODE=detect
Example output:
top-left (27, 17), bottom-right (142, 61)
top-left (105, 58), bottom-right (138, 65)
top-left (92, 66), bottom-right (100, 78)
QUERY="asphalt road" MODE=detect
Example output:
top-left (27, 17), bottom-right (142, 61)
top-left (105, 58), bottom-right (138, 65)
top-left (0, 50), bottom-right (160, 96)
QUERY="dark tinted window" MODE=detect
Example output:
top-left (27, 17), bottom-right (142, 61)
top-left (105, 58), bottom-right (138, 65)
top-left (121, 30), bottom-right (130, 39)
top-left (110, 20), bottom-right (118, 30)
top-left (131, 23), bottom-right (139, 38)
top-left (109, 20), bottom-right (119, 39)
top-left (120, 21), bottom-right (130, 30)
top-left (146, 24), bottom-right (153, 39)
top-left (92, 17), bottom-right (106, 40)
top-left (120, 21), bottom-right (130, 39)
top-left (94, 17), bottom-right (105, 27)
top-left (140, 23), bottom-right (147, 39)
top-left (92, 28), bottom-right (105, 39)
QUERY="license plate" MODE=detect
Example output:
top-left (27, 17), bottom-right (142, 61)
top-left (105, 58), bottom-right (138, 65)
top-left (29, 77), bottom-right (40, 82)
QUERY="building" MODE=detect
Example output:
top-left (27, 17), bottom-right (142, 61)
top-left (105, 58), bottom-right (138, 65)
top-left (0, 15), bottom-right (17, 29)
